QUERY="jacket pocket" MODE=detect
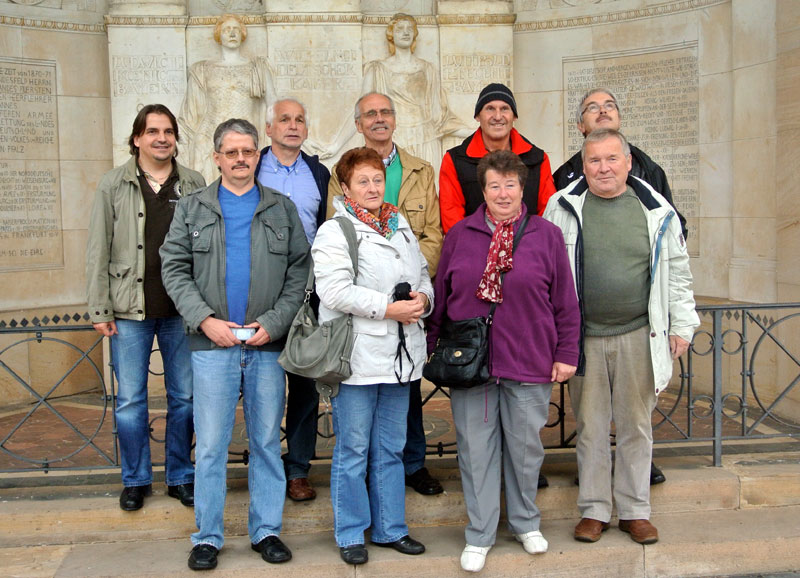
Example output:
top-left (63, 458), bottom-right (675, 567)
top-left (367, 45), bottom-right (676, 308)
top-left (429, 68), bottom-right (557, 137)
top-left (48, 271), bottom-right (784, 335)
top-left (187, 217), bottom-right (215, 253)
top-left (403, 206), bottom-right (425, 236)
top-left (108, 261), bottom-right (134, 311)
top-left (353, 316), bottom-right (388, 336)
top-left (262, 217), bottom-right (290, 255)
top-left (562, 231), bottom-right (578, 250)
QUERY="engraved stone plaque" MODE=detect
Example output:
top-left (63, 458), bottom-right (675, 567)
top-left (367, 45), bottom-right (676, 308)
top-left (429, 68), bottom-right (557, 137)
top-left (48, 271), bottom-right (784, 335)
top-left (441, 53), bottom-right (512, 94)
top-left (0, 57), bottom-right (63, 271)
top-left (112, 55), bottom-right (186, 97)
top-left (563, 45), bottom-right (699, 255)
top-left (274, 48), bottom-right (360, 93)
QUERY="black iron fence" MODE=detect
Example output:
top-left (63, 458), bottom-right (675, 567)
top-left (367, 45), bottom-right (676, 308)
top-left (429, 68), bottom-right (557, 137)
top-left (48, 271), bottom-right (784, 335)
top-left (1, 303), bottom-right (799, 474)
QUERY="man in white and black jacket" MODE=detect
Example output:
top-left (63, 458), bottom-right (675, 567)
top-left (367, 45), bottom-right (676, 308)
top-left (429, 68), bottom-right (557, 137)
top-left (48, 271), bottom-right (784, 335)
top-left (553, 88), bottom-right (687, 486)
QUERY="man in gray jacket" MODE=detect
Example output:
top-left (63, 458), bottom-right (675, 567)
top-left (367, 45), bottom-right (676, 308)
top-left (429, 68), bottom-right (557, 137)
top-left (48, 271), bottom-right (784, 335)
top-left (544, 129), bottom-right (699, 547)
top-left (86, 104), bottom-right (205, 512)
top-left (160, 118), bottom-right (310, 571)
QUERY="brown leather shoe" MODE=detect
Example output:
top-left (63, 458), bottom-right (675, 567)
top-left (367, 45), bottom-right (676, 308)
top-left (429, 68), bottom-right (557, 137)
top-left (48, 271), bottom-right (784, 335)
top-left (619, 519), bottom-right (659, 544)
top-left (574, 518), bottom-right (610, 542)
top-left (287, 478), bottom-right (316, 502)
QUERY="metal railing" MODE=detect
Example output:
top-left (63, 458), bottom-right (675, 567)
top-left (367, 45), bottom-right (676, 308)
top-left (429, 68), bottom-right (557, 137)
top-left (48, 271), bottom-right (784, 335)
top-left (420, 302), bottom-right (800, 466)
top-left (1, 303), bottom-right (799, 474)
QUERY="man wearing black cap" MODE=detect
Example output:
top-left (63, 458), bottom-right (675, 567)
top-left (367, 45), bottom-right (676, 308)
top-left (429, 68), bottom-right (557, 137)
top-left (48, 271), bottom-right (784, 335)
top-left (439, 83), bottom-right (556, 233)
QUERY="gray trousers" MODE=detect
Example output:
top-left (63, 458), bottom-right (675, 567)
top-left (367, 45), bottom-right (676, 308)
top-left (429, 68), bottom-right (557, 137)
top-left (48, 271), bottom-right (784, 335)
top-left (569, 324), bottom-right (656, 522)
top-left (450, 380), bottom-right (553, 547)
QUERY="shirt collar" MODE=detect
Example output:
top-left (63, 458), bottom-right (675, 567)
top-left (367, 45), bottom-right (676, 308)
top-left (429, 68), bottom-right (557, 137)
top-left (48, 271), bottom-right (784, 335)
top-left (383, 144), bottom-right (398, 168)
top-left (265, 148), bottom-right (300, 174)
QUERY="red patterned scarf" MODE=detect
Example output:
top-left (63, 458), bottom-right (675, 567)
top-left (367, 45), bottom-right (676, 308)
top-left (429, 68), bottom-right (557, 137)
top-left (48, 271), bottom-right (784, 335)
top-left (343, 196), bottom-right (399, 239)
top-left (475, 207), bottom-right (522, 303)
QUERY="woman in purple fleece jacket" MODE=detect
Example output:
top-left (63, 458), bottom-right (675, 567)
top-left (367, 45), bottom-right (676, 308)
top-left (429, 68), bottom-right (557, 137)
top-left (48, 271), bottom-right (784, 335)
top-left (427, 151), bottom-right (580, 573)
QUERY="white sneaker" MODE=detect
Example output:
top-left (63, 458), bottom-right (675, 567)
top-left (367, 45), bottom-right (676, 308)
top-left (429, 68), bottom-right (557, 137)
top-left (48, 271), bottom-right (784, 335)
top-left (515, 530), bottom-right (548, 554)
top-left (460, 544), bottom-right (491, 572)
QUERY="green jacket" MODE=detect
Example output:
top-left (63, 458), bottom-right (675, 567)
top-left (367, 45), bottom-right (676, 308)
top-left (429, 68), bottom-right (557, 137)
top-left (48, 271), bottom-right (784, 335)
top-left (159, 179), bottom-right (310, 351)
top-left (86, 156), bottom-right (205, 323)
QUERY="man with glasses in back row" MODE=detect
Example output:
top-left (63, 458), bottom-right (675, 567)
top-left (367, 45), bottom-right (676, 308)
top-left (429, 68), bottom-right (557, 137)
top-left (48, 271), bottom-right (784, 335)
top-left (553, 88), bottom-right (688, 487)
top-left (553, 88), bottom-right (687, 239)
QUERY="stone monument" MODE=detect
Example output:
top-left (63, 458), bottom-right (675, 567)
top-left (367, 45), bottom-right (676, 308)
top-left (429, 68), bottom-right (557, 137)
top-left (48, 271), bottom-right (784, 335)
top-left (179, 13), bottom-right (276, 183)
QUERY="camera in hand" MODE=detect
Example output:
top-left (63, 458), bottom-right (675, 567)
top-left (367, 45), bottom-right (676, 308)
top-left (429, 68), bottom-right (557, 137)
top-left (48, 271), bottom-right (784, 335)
top-left (231, 327), bottom-right (256, 341)
top-left (393, 282), bottom-right (412, 302)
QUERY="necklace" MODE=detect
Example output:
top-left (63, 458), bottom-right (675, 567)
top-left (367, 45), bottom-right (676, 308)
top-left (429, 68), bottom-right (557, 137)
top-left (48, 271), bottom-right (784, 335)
top-left (143, 171), bottom-right (169, 193)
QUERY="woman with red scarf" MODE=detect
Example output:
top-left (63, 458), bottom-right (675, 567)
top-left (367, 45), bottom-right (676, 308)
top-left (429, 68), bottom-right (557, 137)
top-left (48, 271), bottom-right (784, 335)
top-left (311, 147), bottom-right (432, 566)
top-left (427, 150), bottom-right (581, 572)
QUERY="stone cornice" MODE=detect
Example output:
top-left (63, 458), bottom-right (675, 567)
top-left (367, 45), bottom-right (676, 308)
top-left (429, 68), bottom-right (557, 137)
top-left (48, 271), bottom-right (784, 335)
top-left (0, 14), bottom-right (105, 32)
top-left (437, 14), bottom-right (517, 26)
top-left (105, 15), bottom-right (188, 26)
top-left (514, 0), bottom-right (728, 32)
top-left (265, 13), bottom-right (363, 24)
top-left (363, 15), bottom-right (435, 26)
top-left (188, 14), bottom-right (363, 26)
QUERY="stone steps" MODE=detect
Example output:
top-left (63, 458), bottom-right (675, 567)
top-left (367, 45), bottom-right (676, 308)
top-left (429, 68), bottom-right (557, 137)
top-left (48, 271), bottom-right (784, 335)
top-left (3, 506), bottom-right (800, 577)
top-left (1, 450), bottom-right (799, 576)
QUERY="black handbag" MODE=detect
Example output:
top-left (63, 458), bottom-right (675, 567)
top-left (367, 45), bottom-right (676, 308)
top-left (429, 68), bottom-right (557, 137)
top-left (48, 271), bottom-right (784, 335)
top-left (423, 215), bottom-right (529, 389)
top-left (278, 217), bottom-right (358, 397)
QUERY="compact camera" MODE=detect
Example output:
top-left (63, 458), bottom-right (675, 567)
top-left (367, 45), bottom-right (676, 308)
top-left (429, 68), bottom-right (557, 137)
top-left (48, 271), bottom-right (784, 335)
top-left (231, 327), bottom-right (256, 341)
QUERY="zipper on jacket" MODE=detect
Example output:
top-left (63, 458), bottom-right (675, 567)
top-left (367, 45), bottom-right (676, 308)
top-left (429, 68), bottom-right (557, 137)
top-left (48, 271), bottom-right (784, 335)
top-left (558, 196), bottom-right (587, 376)
top-left (649, 211), bottom-right (675, 284)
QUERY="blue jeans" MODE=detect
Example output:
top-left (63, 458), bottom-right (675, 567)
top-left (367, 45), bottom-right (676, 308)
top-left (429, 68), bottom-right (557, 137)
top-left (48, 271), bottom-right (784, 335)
top-left (111, 317), bottom-right (194, 487)
top-left (330, 381), bottom-right (411, 547)
top-left (402, 379), bottom-right (427, 475)
top-left (283, 372), bottom-right (319, 480)
top-left (191, 347), bottom-right (286, 549)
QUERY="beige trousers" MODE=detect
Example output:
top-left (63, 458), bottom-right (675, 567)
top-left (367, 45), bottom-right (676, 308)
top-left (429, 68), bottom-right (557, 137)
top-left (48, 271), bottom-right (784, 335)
top-left (569, 325), bottom-right (656, 521)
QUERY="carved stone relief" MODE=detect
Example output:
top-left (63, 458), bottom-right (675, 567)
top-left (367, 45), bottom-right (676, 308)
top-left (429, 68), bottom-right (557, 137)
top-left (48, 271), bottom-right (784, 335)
top-left (179, 13), bottom-right (276, 183)
top-left (324, 13), bottom-right (470, 170)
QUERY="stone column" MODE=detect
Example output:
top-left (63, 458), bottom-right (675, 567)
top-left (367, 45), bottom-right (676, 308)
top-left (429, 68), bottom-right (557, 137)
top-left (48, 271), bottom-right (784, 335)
top-left (436, 0), bottom-right (515, 129)
top-left (106, 1), bottom-right (189, 165)
top-left (728, 0), bottom-right (777, 302)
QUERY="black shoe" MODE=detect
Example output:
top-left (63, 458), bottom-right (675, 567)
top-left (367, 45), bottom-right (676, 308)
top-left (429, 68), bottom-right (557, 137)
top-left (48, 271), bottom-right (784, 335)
top-left (373, 535), bottom-right (425, 555)
top-left (188, 544), bottom-right (218, 570)
top-left (650, 462), bottom-right (666, 485)
top-left (119, 484), bottom-right (151, 511)
top-left (538, 472), bottom-right (549, 488)
top-left (167, 483), bottom-right (195, 507)
top-left (405, 467), bottom-right (444, 495)
top-left (340, 544), bottom-right (368, 565)
top-left (251, 535), bottom-right (292, 564)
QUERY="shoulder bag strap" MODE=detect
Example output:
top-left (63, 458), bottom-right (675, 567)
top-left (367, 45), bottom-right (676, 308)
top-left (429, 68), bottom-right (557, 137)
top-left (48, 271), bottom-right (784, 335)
top-left (302, 216), bottom-right (361, 304)
top-left (334, 216), bottom-right (359, 279)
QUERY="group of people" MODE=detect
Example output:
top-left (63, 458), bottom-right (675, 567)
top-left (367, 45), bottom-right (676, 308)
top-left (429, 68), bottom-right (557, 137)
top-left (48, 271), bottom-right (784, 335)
top-left (86, 80), bottom-right (699, 572)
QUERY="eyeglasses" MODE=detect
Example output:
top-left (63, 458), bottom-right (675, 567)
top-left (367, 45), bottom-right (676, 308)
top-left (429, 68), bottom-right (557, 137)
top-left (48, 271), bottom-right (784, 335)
top-left (219, 148), bottom-right (258, 159)
top-left (582, 101), bottom-right (618, 116)
top-left (361, 108), bottom-right (396, 119)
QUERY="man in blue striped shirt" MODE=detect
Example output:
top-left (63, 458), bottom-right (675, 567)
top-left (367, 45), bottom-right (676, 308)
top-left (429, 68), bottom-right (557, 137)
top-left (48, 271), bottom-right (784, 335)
top-left (255, 98), bottom-right (330, 502)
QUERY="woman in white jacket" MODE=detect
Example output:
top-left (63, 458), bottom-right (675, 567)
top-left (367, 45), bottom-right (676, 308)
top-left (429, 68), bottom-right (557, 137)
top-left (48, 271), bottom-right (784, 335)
top-left (311, 147), bottom-right (433, 565)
